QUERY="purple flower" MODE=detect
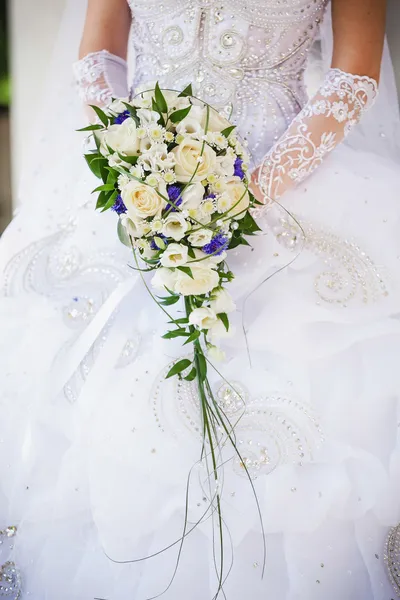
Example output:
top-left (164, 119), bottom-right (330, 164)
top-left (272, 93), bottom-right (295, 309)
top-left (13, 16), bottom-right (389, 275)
top-left (113, 110), bottom-right (130, 125)
top-left (150, 234), bottom-right (167, 250)
top-left (165, 184), bottom-right (183, 211)
top-left (204, 192), bottom-right (216, 200)
top-left (234, 157), bottom-right (245, 180)
top-left (202, 233), bottom-right (229, 256)
top-left (111, 195), bottom-right (127, 215)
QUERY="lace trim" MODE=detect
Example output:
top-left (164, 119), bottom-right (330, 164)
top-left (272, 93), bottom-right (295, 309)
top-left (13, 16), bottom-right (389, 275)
top-left (257, 68), bottom-right (378, 202)
top-left (73, 49), bottom-right (128, 107)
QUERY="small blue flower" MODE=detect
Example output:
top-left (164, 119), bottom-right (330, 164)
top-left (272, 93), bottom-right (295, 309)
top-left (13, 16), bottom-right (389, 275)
top-left (111, 195), bottom-right (127, 215)
top-left (165, 184), bottom-right (183, 211)
top-left (233, 157), bottom-right (245, 180)
top-left (204, 192), bottom-right (216, 200)
top-left (113, 110), bottom-right (130, 125)
top-left (202, 233), bottom-right (229, 256)
top-left (150, 234), bottom-right (168, 250)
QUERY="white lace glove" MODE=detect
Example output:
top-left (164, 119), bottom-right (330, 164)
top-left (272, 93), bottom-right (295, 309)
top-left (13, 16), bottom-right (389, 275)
top-left (73, 49), bottom-right (128, 109)
top-left (254, 68), bottom-right (378, 210)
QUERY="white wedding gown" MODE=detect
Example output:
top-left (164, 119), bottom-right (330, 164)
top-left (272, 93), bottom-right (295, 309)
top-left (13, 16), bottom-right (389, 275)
top-left (1, 1), bottom-right (400, 599)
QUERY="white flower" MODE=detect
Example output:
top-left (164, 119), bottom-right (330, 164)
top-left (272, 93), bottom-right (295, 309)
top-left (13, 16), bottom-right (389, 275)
top-left (188, 228), bottom-right (213, 247)
top-left (151, 267), bottom-right (179, 292)
top-left (224, 179), bottom-right (250, 220)
top-left (108, 97), bottom-right (130, 114)
top-left (108, 153), bottom-right (130, 169)
top-left (215, 154), bottom-right (235, 177)
top-left (176, 117), bottom-right (204, 137)
top-left (209, 288), bottom-right (236, 314)
top-left (164, 170), bottom-right (176, 184)
top-left (120, 215), bottom-right (149, 238)
top-left (151, 217), bottom-right (164, 233)
top-left (139, 137), bottom-right (153, 153)
top-left (207, 344), bottom-right (226, 361)
top-left (208, 319), bottom-right (236, 344)
top-left (160, 243), bottom-right (188, 267)
top-left (172, 139), bottom-right (217, 183)
top-left (121, 180), bottom-right (165, 219)
top-left (331, 101), bottom-right (349, 123)
top-left (181, 182), bottom-right (205, 209)
top-left (175, 265), bottom-right (220, 296)
top-left (201, 107), bottom-right (231, 133)
top-left (130, 165), bottom-right (144, 179)
top-left (165, 131), bottom-right (175, 142)
top-left (201, 199), bottom-right (216, 215)
top-left (162, 213), bottom-right (189, 241)
top-left (118, 174), bottom-right (130, 189)
top-left (136, 108), bottom-right (160, 125)
top-left (100, 117), bottom-right (140, 156)
top-left (148, 124), bottom-right (165, 141)
top-left (189, 307), bottom-right (219, 330)
top-left (217, 192), bottom-right (233, 213)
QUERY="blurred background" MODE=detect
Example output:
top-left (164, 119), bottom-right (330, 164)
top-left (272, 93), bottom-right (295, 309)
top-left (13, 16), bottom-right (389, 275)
top-left (0, 0), bottom-right (399, 234)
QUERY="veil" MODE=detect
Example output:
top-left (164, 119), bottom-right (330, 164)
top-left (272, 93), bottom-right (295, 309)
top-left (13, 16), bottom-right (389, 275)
top-left (15, 0), bottom-right (400, 214)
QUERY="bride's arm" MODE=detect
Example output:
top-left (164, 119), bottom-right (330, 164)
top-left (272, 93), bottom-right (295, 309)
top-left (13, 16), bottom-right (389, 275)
top-left (74, 0), bottom-right (131, 110)
top-left (253, 0), bottom-right (387, 206)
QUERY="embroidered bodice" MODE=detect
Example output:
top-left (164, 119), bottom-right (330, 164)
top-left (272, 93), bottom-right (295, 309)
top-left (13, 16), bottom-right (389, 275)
top-left (127, 0), bottom-right (329, 162)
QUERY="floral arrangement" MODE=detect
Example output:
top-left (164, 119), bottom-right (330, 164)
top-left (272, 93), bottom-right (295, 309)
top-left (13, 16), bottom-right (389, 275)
top-left (80, 84), bottom-right (263, 593)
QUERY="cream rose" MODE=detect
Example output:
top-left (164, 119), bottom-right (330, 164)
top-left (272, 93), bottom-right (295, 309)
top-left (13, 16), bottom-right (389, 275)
top-left (160, 243), bottom-right (188, 267)
top-left (187, 229), bottom-right (213, 247)
top-left (172, 139), bottom-right (217, 183)
top-left (100, 117), bottom-right (140, 157)
top-left (174, 265), bottom-right (220, 296)
top-left (225, 179), bottom-right (250, 220)
top-left (189, 307), bottom-right (219, 330)
top-left (201, 107), bottom-right (231, 133)
top-left (151, 267), bottom-right (179, 292)
top-left (162, 213), bottom-right (189, 241)
top-left (121, 180), bottom-right (165, 219)
top-left (209, 288), bottom-right (236, 314)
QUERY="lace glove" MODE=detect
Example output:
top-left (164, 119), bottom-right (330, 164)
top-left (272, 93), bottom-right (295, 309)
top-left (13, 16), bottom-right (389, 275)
top-left (73, 49), bottom-right (128, 109)
top-left (254, 68), bottom-right (378, 210)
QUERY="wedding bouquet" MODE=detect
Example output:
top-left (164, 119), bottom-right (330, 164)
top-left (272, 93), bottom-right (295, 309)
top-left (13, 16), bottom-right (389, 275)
top-left (81, 84), bottom-right (264, 591)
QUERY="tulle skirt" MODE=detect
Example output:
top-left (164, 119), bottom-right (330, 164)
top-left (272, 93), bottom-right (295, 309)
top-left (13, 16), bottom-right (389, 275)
top-left (1, 142), bottom-right (400, 599)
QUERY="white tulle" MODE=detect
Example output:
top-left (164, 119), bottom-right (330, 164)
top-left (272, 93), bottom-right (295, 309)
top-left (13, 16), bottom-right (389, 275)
top-left (1, 1), bottom-right (400, 599)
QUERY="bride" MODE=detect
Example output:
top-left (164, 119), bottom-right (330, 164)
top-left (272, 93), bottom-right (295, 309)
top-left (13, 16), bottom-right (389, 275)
top-left (1, 0), bottom-right (400, 598)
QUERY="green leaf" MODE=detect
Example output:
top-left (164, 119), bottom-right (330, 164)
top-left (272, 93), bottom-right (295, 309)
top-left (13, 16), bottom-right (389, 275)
top-left (220, 125), bottom-right (236, 138)
top-left (117, 219), bottom-right (131, 247)
top-left (177, 266), bottom-right (194, 279)
top-left (168, 317), bottom-right (189, 325)
top-left (84, 154), bottom-right (106, 179)
top-left (162, 329), bottom-right (188, 339)
top-left (159, 295), bottom-right (181, 306)
top-left (155, 82), bottom-right (168, 114)
top-left (77, 124), bottom-right (104, 132)
top-left (101, 190), bottom-right (118, 212)
top-left (187, 246), bottom-right (196, 259)
top-left (92, 183), bottom-right (115, 193)
top-left (154, 236), bottom-right (167, 250)
top-left (117, 152), bottom-right (139, 165)
top-left (89, 105), bottom-right (109, 127)
top-left (96, 192), bottom-right (107, 210)
top-left (196, 352), bottom-right (207, 382)
top-left (218, 312), bottom-right (229, 332)
top-left (183, 367), bottom-right (197, 381)
top-left (178, 84), bottom-right (193, 98)
top-left (166, 358), bottom-right (192, 379)
top-left (151, 98), bottom-right (166, 127)
top-left (183, 330), bottom-right (201, 345)
top-left (169, 105), bottom-right (192, 124)
top-left (240, 210), bottom-right (262, 235)
top-left (228, 234), bottom-right (251, 250)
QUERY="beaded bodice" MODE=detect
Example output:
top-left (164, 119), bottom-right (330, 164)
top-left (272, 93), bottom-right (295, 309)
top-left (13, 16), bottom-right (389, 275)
top-left (127, 0), bottom-right (329, 162)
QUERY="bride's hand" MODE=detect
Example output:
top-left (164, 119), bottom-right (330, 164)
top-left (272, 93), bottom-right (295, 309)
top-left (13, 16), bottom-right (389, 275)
top-left (249, 166), bottom-right (270, 206)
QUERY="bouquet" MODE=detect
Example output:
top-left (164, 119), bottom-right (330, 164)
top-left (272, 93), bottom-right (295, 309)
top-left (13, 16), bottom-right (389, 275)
top-left (81, 83), bottom-right (264, 592)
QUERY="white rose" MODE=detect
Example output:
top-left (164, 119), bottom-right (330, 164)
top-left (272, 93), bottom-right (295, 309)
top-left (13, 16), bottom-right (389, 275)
top-left (172, 139), bottom-right (217, 183)
top-left (209, 288), bottom-right (236, 314)
top-left (225, 179), bottom-right (250, 220)
top-left (208, 319), bottom-right (236, 344)
top-left (174, 265), bottom-right (220, 296)
top-left (162, 213), bottom-right (189, 241)
top-left (160, 243), bottom-right (188, 267)
top-left (100, 117), bottom-right (140, 157)
top-left (181, 182), bottom-right (205, 209)
top-left (137, 108), bottom-right (160, 124)
top-left (188, 229), bottom-right (213, 247)
top-left (151, 267), bottom-right (179, 292)
top-left (201, 107), bottom-right (231, 133)
top-left (120, 215), bottom-right (149, 239)
top-left (207, 344), bottom-right (226, 361)
top-left (121, 180), bottom-right (165, 219)
top-left (189, 307), bottom-right (219, 330)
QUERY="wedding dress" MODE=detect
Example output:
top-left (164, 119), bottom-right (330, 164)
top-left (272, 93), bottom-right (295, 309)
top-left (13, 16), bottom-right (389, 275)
top-left (1, 1), bottom-right (400, 599)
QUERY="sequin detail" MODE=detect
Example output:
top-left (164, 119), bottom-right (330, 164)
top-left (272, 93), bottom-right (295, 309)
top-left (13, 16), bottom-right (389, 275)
top-left (385, 524), bottom-right (400, 597)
